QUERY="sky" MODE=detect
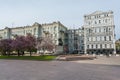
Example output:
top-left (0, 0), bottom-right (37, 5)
top-left (0, 0), bottom-right (120, 39)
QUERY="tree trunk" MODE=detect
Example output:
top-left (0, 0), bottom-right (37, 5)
top-left (3, 51), bottom-right (6, 55)
top-left (18, 50), bottom-right (20, 56)
top-left (22, 51), bottom-right (24, 56)
top-left (30, 51), bottom-right (32, 56)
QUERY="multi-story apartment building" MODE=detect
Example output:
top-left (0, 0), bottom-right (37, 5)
top-left (83, 11), bottom-right (116, 54)
top-left (67, 28), bottom-right (84, 54)
top-left (0, 22), bottom-right (42, 39)
top-left (0, 21), bottom-right (67, 46)
top-left (41, 21), bottom-right (67, 46)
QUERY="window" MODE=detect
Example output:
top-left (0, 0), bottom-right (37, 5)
top-left (109, 28), bottom-right (111, 31)
top-left (100, 36), bottom-right (102, 41)
top-left (87, 38), bottom-right (89, 41)
top-left (99, 20), bottom-right (101, 24)
top-left (97, 37), bottom-right (100, 41)
top-left (96, 44), bottom-right (98, 49)
top-left (95, 21), bottom-right (97, 24)
top-left (104, 28), bottom-right (106, 32)
top-left (91, 45), bottom-right (93, 49)
top-left (105, 19), bottom-right (107, 23)
top-left (106, 27), bottom-right (108, 32)
top-left (105, 44), bottom-right (107, 48)
top-left (109, 36), bottom-right (111, 41)
top-left (110, 44), bottom-right (111, 48)
top-left (104, 36), bottom-right (106, 41)
top-left (100, 44), bottom-right (102, 48)
top-left (87, 45), bottom-right (89, 49)
top-left (104, 14), bottom-right (108, 17)
top-left (99, 28), bottom-right (101, 32)
top-left (93, 37), bottom-right (95, 41)
top-left (89, 29), bottom-right (91, 33)
top-left (96, 37), bottom-right (97, 41)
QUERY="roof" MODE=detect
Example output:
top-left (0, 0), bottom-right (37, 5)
top-left (84, 10), bottom-right (113, 16)
top-left (91, 11), bottom-right (103, 15)
top-left (32, 22), bottom-right (41, 26)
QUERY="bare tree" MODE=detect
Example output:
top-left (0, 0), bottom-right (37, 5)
top-left (36, 36), bottom-right (55, 55)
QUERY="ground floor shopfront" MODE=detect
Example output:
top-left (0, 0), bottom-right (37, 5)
top-left (87, 49), bottom-right (114, 55)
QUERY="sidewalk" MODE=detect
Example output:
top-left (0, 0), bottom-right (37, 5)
top-left (74, 55), bottom-right (120, 65)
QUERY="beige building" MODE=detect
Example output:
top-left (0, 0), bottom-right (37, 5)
top-left (0, 21), bottom-right (67, 46)
top-left (41, 21), bottom-right (67, 45)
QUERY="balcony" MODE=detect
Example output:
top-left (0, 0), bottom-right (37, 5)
top-left (59, 30), bottom-right (64, 33)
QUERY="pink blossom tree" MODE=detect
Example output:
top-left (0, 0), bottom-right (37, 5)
top-left (0, 39), bottom-right (13, 56)
top-left (11, 35), bottom-right (26, 56)
top-left (25, 33), bottom-right (36, 56)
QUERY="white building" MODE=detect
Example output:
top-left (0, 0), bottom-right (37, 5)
top-left (84, 11), bottom-right (116, 54)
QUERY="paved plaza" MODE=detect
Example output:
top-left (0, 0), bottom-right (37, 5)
top-left (0, 56), bottom-right (120, 80)
top-left (74, 55), bottom-right (120, 65)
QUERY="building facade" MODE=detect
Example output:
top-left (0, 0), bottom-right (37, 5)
top-left (84, 11), bottom-right (116, 54)
top-left (67, 28), bottom-right (84, 54)
top-left (0, 21), bottom-right (67, 46)
top-left (0, 22), bottom-right (42, 39)
top-left (41, 21), bottom-right (67, 46)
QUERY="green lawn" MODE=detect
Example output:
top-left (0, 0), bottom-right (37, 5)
top-left (0, 55), bottom-right (56, 61)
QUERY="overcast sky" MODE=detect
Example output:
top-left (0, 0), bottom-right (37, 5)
top-left (0, 0), bottom-right (120, 39)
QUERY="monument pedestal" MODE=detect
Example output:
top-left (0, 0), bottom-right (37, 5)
top-left (55, 46), bottom-right (63, 54)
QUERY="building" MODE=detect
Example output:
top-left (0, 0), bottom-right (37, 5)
top-left (0, 21), bottom-right (67, 47)
top-left (0, 22), bottom-right (42, 39)
top-left (67, 28), bottom-right (84, 54)
top-left (41, 21), bottom-right (67, 46)
top-left (0, 11), bottom-right (116, 54)
top-left (83, 11), bottom-right (116, 54)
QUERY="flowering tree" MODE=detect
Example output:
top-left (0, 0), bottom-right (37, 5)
top-left (11, 36), bottom-right (26, 56)
top-left (36, 36), bottom-right (55, 54)
top-left (0, 33), bottom-right (37, 56)
top-left (25, 33), bottom-right (36, 56)
top-left (0, 39), bottom-right (13, 56)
